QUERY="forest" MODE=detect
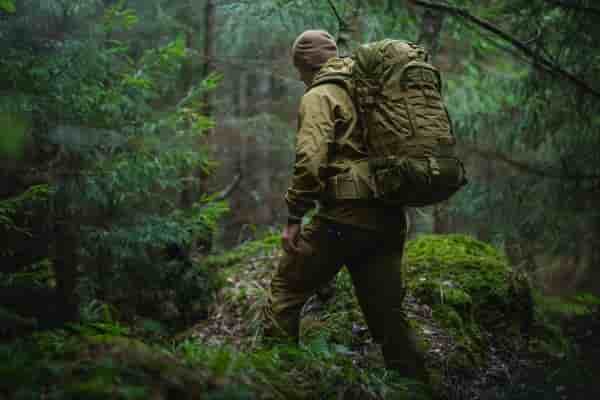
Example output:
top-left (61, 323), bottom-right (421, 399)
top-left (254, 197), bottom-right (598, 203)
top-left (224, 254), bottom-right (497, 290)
top-left (1, 0), bottom-right (599, 399)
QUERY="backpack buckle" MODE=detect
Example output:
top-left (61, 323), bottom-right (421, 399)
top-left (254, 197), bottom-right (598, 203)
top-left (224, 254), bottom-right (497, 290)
top-left (428, 157), bottom-right (441, 176)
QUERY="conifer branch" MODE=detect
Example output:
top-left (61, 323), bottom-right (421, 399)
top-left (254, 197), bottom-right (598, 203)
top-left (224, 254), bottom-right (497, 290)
top-left (543, 0), bottom-right (600, 17)
top-left (462, 142), bottom-right (600, 182)
top-left (410, 0), bottom-right (600, 100)
top-left (326, 0), bottom-right (345, 28)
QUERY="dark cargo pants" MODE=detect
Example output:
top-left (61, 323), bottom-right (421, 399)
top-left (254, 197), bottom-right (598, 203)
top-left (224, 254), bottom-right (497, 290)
top-left (264, 217), bottom-right (428, 382)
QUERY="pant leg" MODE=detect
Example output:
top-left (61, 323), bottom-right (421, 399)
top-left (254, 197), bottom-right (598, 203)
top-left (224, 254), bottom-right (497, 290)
top-left (347, 230), bottom-right (429, 383)
top-left (264, 218), bottom-right (345, 341)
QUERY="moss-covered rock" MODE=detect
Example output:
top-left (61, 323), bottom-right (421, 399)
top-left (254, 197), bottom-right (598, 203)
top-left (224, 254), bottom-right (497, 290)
top-left (0, 328), bottom-right (246, 400)
top-left (403, 234), bottom-right (533, 376)
top-left (405, 234), bottom-right (532, 334)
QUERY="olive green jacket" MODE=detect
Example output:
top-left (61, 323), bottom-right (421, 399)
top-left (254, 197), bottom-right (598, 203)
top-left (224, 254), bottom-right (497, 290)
top-left (285, 82), bottom-right (404, 230)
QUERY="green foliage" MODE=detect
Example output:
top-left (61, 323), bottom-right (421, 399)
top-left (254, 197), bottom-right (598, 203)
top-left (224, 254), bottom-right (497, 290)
top-left (0, 325), bottom-right (431, 400)
top-left (0, 0), bottom-right (227, 324)
top-left (0, 112), bottom-right (28, 160)
top-left (301, 268), bottom-right (366, 346)
top-left (0, 258), bottom-right (54, 290)
top-left (527, 291), bottom-right (600, 356)
top-left (0, 327), bottom-right (185, 400)
top-left (204, 232), bottom-right (280, 269)
top-left (176, 338), bottom-right (430, 400)
top-left (535, 292), bottom-right (600, 319)
top-left (441, 0), bottom-right (600, 267)
top-left (0, 0), bottom-right (15, 13)
top-left (0, 184), bottom-right (52, 241)
top-left (103, 0), bottom-right (139, 32)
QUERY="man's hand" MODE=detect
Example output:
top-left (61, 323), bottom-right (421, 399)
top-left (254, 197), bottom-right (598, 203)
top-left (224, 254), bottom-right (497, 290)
top-left (282, 223), bottom-right (301, 253)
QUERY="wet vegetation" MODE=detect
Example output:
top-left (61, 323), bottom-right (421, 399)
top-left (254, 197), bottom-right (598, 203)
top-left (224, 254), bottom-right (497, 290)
top-left (2, 1), bottom-right (600, 399)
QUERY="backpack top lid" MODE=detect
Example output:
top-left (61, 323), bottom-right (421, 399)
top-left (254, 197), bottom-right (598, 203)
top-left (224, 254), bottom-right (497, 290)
top-left (353, 39), bottom-right (429, 81)
top-left (311, 39), bottom-right (432, 95)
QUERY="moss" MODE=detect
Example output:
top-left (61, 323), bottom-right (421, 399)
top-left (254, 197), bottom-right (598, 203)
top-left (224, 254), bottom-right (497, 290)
top-left (404, 234), bottom-right (533, 374)
top-left (405, 234), bottom-right (532, 333)
top-left (1, 328), bottom-right (430, 400)
top-left (431, 304), bottom-right (464, 331)
top-left (0, 328), bottom-right (211, 400)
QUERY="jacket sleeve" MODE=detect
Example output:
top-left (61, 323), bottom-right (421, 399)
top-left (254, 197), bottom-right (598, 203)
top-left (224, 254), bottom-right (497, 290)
top-left (285, 88), bottom-right (337, 223)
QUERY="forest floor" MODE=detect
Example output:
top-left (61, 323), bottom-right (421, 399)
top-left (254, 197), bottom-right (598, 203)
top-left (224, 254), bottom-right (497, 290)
top-left (2, 233), bottom-right (599, 400)
top-left (189, 249), bottom-right (526, 400)
top-left (193, 254), bottom-right (458, 397)
top-left (186, 234), bottom-right (599, 400)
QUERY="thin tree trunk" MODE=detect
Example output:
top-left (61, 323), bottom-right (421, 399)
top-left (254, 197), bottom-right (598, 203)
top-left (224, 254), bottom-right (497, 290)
top-left (53, 214), bottom-right (79, 322)
top-left (203, 0), bottom-right (215, 116)
top-left (417, 5), bottom-right (448, 234)
top-left (177, 0), bottom-right (200, 209)
top-left (418, 7), bottom-right (446, 59)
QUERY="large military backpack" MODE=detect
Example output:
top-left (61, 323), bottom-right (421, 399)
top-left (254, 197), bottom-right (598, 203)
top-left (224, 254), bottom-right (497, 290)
top-left (312, 39), bottom-right (467, 207)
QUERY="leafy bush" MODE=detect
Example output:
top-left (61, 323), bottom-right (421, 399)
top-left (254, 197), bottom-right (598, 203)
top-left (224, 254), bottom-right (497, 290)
top-left (0, 1), bottom-right (225, 326)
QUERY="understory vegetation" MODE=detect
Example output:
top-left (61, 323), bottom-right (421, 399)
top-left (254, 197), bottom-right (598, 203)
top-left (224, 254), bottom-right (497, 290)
top-left (2, 234), bottom-right (599, 399)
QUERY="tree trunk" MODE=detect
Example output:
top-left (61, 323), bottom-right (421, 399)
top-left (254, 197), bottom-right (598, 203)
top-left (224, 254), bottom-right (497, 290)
top-left (418, 8), bottom-right (446, 59)
top-left (417, 5), bottom-right (448, 234)
top-left (53, 216), bottom-right (79, 322)
top-left (203, 0), bottom-right (215, 117)
top-left (270, 45), bottom-right (286, 105)
top-left (177, 0), bottom-right (200, 209)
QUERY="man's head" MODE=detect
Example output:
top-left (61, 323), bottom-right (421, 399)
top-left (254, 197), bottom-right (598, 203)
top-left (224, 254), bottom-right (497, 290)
top-left (292, 30), bottom-right (337, 86)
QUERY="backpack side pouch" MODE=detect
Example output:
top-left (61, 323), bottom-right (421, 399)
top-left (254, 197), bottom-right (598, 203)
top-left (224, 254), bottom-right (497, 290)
top-left (370, 156), bottom-right (467, 207)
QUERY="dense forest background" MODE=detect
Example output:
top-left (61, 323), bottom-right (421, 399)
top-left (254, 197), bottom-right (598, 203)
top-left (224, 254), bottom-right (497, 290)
top-left (1, 0), bottom-right (599, 399)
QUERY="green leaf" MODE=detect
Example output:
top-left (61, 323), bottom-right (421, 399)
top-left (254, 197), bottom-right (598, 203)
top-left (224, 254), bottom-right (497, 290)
top-left (0, 113), bottom-right (29, 159)
top-left (0, 0), bottom-right (15, 13)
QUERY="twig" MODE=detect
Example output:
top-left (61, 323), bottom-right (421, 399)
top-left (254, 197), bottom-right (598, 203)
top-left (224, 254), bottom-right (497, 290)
top-left (410, 0), bottom-right (600, 100)
top-left (175, 86), bottom-right (197, 109)
top-left (213, 173), bottom-right (241, 202)
top-left (326, 0), bottom-right (345, 28)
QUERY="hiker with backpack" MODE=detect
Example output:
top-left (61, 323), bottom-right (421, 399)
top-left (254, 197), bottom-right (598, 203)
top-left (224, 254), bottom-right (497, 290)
top-left (263, 30), bottom-right (466, 384)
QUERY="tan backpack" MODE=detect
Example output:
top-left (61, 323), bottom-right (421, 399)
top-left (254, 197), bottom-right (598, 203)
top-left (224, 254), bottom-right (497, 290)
top-left (311, 39), bottom-right (467, 207)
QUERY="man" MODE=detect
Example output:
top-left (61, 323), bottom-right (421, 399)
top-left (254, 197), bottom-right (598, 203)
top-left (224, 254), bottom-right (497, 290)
top-left (263, 30), bottom-right (429, 383)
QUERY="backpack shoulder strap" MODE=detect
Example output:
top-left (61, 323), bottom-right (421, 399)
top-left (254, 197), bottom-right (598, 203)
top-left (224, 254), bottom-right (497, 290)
top-left (309, 57), bottom-right (354, 93)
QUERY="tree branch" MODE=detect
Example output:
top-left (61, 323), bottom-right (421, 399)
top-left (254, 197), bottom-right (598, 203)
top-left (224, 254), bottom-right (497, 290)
top-left (196, 54), bottom-right (302, 88)
top-left (213, 173), bottom-right (241, 202)
top-left (410, 0), bottom-right (600, 100)
top-left (0, 306), bottom-right (37, 330)
top-left (462, 141), bottom-right (600, 181)
top-left (326, 0), bottom-right (345, 28)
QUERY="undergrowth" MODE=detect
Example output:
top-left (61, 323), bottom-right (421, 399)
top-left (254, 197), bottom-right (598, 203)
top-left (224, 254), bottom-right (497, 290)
top-left (0, 323), bottom-right (430, 400)
top-left (2, 234), bottom-right (598, 400)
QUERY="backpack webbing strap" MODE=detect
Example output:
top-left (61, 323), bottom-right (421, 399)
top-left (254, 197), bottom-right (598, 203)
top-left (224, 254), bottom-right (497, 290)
top-left (328, 174), bottom-right (373, 200)
top-left (326, 160), bottom-right (374, 200)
